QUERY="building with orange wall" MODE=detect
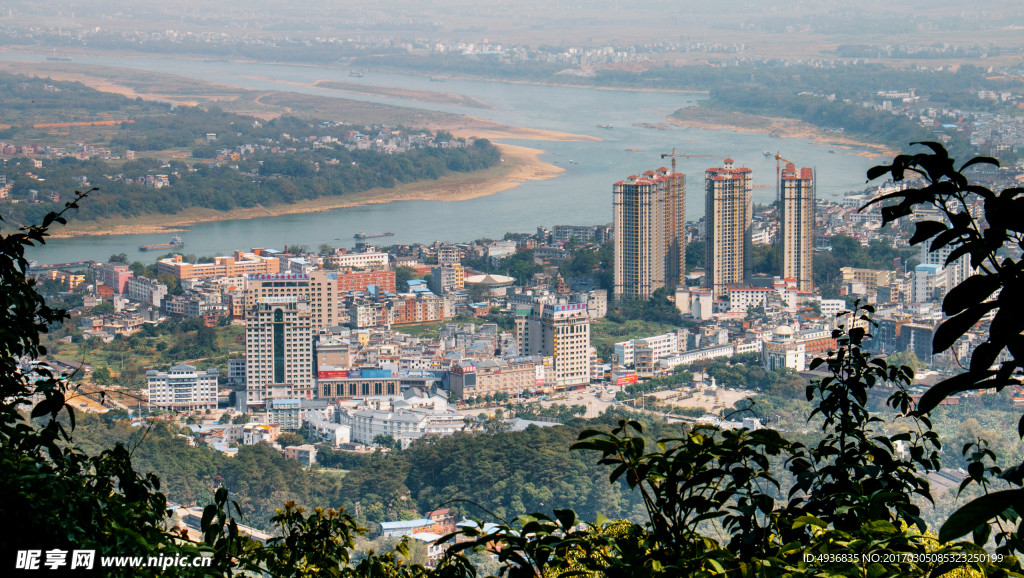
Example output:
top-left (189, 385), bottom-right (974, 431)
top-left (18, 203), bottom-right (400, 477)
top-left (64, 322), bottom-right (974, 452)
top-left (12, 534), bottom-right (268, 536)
top-left (158, 249), bottom-right (279, 280)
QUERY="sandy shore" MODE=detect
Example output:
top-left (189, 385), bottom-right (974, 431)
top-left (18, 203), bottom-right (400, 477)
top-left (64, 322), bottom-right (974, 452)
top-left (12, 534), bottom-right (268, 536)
top-left (667, 107), bottom-right (899, 159)
top-left (49, 142), bottom-right (562, 238)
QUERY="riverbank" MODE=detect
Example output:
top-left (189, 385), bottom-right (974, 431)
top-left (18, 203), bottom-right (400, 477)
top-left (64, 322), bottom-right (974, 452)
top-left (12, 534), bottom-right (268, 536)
top-left (49, 142), bottom-right (562, 239)
top-left (667, 106), bottom-right (900, 159)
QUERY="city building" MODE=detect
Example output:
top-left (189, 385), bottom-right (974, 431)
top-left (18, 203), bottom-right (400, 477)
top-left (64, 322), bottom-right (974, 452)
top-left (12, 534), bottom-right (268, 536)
top-left (913, 263), bottom-right (946, 303)
top-left (552, 224), bottom-right (612, 244)
top-left (612, 167), bottom-right (685, 300)
top-left (448, 357), bottom-right (542, 400)
top-left (336, 269), bottom-right (397, 293)
top-left (306, 409), bottom-right (351, 446)
top-left (429, 263), bottom-right (464, 295)
top-left (779, 163), bottom-right (815, 292)
top-left (614, 332), bottom-right (680, 368)
top-left (245, 272), bottom-right (339, 405)
top-left (345, 403), bottom-right (465, 449)
top-left (515, 303), bottom-right (591, 390)
top-left (241, 423), bottom-right (281, 445)
top-left (95, 262), bottom-right (133, 294)
top-left (705, 159), bottom-right (753, 297)
top-left (158, 249), bottom-right (280, 281)
top-left (839, 268), bottom-right (897, 295)
top-left (761, 326), bottom-right (807, 372)
top-left (146, 364), bottom-right (219, 411)
top-left (126, 275), bottom-right (168, 308)
top-left (919, 242), bottom-right (973, 290)
top-left (227, 358), bottom-right (246, 387)
top-left (266, 398), bottom-right (304, 430)
top-left (317, 369), bottom-right (401, 400)
top-left (332, 251), bottom-right (391, 269)
top-left (283, 444), bottom-right (318, 466)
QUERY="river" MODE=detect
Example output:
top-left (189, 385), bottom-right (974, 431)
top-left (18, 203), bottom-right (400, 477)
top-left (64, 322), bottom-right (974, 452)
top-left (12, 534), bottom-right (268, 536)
top-left (2, 54), bottom-right (882, 265)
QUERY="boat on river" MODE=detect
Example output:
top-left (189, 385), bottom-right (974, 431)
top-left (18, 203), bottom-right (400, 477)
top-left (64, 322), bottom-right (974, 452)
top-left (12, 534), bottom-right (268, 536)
top-left (354, 232), bottom-right (395, 239)
top-left (597, 124), bottom-right (613, 129)
top-left (139, 236), bottom-right (184, 251)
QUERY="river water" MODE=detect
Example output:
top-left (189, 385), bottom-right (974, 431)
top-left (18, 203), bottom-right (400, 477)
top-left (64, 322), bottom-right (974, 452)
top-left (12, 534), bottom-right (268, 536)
top-left (3, 54), bottom-right (882, 264)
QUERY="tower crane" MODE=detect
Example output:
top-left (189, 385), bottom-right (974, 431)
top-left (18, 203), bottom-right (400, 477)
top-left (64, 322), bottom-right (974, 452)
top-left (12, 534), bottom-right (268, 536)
top-left (659, 149), bottom-right (689, 286)
top-left (774, 152), bottom-right (794, 276)
top-left (774, 150), bottom-right (795, 210)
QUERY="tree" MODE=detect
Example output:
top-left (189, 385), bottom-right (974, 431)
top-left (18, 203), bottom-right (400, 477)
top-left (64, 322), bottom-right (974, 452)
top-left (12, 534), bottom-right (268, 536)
top-left (218, 412), bottom-right (232, 424)
top-left (91, 301), bottom-right (115, 315)
top-left (108, 252), bottom-right (128, 264)
top-left (233, 413), bottom-right (251, 424)
top-left (276, 432), bottom-right (305, 447)
top-left (92, 366), bottom-right (112, 385)
top-left (394, 265), bottom-right (416, 292)
top-left (373, 434), bottom-right (399, 450)
top-left (887, 351), bottom-right (920, 375)
top-left (865, 143), bottom-right (1024, 550)
top-left (685, 240), bottom-right (705, 271)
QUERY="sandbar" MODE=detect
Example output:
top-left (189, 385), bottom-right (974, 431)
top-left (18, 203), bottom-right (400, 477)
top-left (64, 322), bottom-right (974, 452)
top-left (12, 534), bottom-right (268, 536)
top-left (48, 142), bottom-right (562, 239)
top-left (668, 107), bottom-right (899, 159)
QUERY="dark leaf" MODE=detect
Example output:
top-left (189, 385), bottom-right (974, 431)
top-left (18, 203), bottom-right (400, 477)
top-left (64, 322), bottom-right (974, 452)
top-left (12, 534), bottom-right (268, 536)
top-left (909, 220), bottom-right (948, 246)
top-left (939, 489), bottom-right (1024, 542)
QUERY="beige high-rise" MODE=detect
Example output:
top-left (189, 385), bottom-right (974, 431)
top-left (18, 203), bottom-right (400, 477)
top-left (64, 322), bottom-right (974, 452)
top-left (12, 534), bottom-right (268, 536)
top-left (245, 270), bottom-right (338, 404)
top-left (704, 159), bottom-right (753, 297)
top-left (780, 163), bottom-right (815, 292)
top-left (612, 167), bottom-right (685, 301)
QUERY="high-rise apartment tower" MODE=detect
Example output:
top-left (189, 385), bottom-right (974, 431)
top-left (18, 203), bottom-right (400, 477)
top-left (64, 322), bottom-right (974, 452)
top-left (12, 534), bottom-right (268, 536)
top-left (612, 167), bottom-right (685, 300)
top-left (245, 270), bottom-right (338, 404)
top-left (704, 159), bottom-right (753, 297)
top-left (779, 163), bottom-right (815, 292)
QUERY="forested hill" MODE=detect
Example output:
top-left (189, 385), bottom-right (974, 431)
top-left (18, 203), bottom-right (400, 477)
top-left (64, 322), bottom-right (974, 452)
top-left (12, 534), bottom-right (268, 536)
top-left (0, 72), bottom-right (501, 226)
top-left (68, 411), bottom-right (669, 532)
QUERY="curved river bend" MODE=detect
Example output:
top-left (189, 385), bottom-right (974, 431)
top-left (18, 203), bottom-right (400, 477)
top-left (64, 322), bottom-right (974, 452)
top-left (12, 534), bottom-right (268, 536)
top-left (1, 54), bottom-right (881, 264)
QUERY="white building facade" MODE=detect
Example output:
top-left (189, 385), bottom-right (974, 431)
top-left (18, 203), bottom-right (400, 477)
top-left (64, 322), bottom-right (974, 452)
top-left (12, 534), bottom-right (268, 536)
top-left (146, 364), bottom-right (219, 411)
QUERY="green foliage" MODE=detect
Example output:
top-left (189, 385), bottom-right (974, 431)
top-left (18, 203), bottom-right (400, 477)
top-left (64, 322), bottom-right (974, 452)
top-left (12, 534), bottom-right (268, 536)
top-left (614, 287), bottom-right (681, 324)
top-left (887, 351), bottom-right (921, 375)
top-left (92, 365), bottom-right (112, 385)
top-left (277, 432), bottom-right (306, 447)
top-left (91, 301), bottom-right (115, 315)
top-left (2, 108), bottom-right (501, 227)
top-left (865, 142), bottom-right (1024, 556)
top-left (446, 306), bottom-right (1019, 577)
top-left (373, 434), bottom-right (400, 450)
top-left (685, 240), bottom-right (705, 272)
top-left (813, 234), bottom-right (916, 298)
top-left (394, 265), bottom-right (416, 293)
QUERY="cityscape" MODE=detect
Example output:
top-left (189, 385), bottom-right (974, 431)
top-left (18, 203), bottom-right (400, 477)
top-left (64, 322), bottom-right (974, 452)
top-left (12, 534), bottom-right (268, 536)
top-left (3, 0), bottom-right (1024, 575)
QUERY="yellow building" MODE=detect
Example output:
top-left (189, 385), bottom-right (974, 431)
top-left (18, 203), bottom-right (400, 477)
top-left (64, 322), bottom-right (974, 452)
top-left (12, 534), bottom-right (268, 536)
top-left (704, 159), bottom-right (753, 297)
top-left (839, 267), bottom-right (896, 293)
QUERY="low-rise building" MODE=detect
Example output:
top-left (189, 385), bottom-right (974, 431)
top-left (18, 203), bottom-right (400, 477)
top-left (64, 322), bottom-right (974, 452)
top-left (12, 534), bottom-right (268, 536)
top-left (347, 406), bottom-right (465, 448)
top-left (158, 249), bottom-right (280, 281)
top-left (448, 357), bottom-right (541, 400)
top-left (284, 444), bottom-right (318, 467)
top-left (306, 409), bottom-right (351, 446)
top-left (146, 364), bottom-right (219, 411)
